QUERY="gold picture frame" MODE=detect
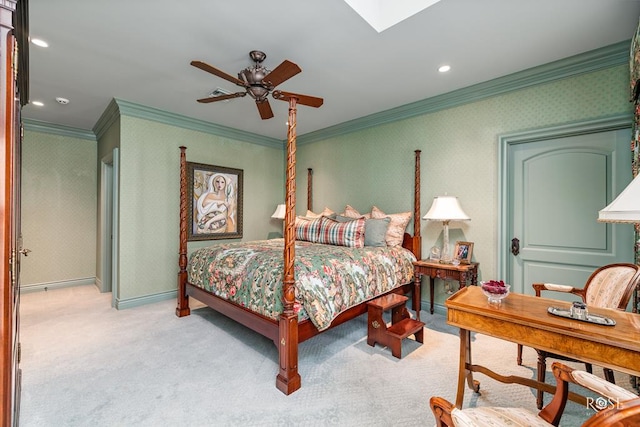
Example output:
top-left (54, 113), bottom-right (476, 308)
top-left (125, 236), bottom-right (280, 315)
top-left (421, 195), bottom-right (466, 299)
top-left (454, 241), bottom-right (473, 264)
top-left (187, 161), bottom-right (243, 241)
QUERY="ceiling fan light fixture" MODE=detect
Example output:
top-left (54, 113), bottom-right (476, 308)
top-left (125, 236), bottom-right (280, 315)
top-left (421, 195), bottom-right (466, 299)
top-left (191, 50), bottom-right (322, 120)
top-left (247, 85), bottom-right (269, 101)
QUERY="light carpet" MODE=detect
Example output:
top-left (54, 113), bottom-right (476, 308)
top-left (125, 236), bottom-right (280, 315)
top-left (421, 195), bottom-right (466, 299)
top-left (18, 285), bottom-right (636, 426)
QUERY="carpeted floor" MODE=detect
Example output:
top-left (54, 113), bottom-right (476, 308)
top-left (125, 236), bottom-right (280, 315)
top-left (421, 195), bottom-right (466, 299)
top-left (17, 285), bottom-right (637, 426)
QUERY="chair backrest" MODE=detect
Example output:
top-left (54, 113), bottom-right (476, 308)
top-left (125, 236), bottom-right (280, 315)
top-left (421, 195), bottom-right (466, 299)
top-left (584, 263), bottom-right (640, 309)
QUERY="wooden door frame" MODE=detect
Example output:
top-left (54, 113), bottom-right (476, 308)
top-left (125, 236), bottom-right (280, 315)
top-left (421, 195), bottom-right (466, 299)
top-left (498, 114), bottom-right (633, 282)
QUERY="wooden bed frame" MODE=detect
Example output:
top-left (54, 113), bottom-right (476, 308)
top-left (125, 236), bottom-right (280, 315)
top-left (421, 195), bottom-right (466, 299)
top-left (176, 98), bottom-right (423, 395)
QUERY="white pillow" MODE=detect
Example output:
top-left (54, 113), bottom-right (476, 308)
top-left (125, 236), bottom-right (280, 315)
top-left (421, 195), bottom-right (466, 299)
top-left (341, 204), bottom-right (371, 219)
top-left (305, 207), bottom-right (335, 218)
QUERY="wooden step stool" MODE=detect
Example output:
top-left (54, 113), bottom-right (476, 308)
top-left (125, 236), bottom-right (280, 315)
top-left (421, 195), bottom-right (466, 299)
top-left (366, 293), bottom-right (425, 358)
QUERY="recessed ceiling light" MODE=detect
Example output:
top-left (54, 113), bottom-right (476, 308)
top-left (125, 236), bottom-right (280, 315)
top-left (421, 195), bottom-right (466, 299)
top-left (31, 101), bottom-right (44, 107)
top-left (31, 38), bottom-right (48, 48)
top-left (438, 65), bottom-right (451, 73)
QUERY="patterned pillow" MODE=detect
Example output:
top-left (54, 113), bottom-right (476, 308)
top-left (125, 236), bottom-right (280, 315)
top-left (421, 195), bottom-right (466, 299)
top-left (295, 217), bottom-right (322, 242)
top-left (341, 205), bottom-right (371, 219)
top-left (316, 216), bottom-right (365, 248)
top-left (294, 216), bottom-right (365, 247)
top-left (305, 207), bottom-right (336, 218)
top-left (371, 206), bottom-right (412, 247)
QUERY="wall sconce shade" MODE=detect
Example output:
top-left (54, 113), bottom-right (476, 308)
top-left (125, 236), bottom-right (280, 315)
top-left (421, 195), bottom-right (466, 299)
top-left (271, 204), bottom-right (286, 219)
top-left (598, 175), bottom-right (640, 223)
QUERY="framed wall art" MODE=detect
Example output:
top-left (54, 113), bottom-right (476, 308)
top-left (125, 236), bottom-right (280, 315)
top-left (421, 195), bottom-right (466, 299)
top-left (187, 161), bottom-right (243, 241)
top-left (454, 241), bottom-right (473, 264)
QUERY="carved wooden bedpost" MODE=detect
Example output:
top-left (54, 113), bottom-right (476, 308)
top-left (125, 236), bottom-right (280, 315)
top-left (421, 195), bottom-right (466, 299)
top-left (413, 149), bottom-right (422, 260)
top-left (307, 168), bottom-right (313, 212)
top-left (176, 146), bottom-right (191, 317)
top-left (413, 149), bottom-right (423, 317)
top-left (276, 97), bottom-right (301, 394)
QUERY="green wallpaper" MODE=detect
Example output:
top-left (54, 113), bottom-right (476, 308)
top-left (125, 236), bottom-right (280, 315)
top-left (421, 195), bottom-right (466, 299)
top-left (297, 65), bottom-right (632, 306)
top-left (21, 130), bottom-right (97, 287)
top-left (20, 48), bottom-right (633, 310)
top-left (115, 116), bottom-right (283, 301)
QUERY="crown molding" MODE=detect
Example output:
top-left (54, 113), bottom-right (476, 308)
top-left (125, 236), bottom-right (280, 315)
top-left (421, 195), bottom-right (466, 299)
top-left (297, 40), bottom-right (631, 145)
top-left (23, 119), bottom-right (97, 141)
top-left (111, 99), bottom-right (283, 148)
top-left (25, 41), bottom-right (631, 148)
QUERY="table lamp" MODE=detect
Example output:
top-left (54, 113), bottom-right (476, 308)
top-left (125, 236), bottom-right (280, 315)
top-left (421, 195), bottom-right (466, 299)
top-left (424, 195), bottom-right (470, 263)
top-left (271, 203), bottom-right (286, 238)
top-left (271, 204), bottom-right (286, 220)
top-left (598, 174), bottom-right (640, 223)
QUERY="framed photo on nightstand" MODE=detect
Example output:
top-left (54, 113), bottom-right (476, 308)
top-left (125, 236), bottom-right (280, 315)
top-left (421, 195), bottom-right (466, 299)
top-left (454, 241), bottom-right (473, 264)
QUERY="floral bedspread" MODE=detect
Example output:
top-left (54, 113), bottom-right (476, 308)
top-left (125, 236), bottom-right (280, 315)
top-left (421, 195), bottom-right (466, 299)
top-left (187, 239), bottom-right (417, 331)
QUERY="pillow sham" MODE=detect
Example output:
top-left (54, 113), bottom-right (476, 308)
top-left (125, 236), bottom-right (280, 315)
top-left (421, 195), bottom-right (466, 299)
top-left (306, 207), bottom-right (336, 218)
top-left (341, 205), bottom-right (371, 219)
top-left (370, 206), bottom-right (412, 247)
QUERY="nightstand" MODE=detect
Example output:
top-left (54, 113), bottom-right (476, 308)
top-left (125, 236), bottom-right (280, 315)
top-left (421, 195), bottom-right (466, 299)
top-left (413, 260), bottom-right (479, 314)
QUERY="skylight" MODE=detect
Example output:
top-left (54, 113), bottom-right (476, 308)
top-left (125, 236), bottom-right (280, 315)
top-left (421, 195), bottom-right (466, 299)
top-left (344, 0), bottom-right (442, 33)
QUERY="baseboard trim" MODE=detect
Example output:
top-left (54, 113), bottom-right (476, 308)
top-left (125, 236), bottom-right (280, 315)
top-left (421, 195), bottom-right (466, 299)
top-left (20, 277), bottom-right (97, 293)
top-left (114, 289), bottom-right (177, 310)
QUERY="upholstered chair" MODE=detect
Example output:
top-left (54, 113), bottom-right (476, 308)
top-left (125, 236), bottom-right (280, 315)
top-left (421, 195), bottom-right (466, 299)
top-left (430, 362), bottom-right (640, 427)
top-left (516, 263), bottom-right (640, 409)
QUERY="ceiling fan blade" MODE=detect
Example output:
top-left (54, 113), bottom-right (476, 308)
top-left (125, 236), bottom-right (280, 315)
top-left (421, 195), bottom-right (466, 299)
top-left (256, 99), bottom-right (274, 120)
top-left (196, 92), bottom-right (246, 103)
top-left (191, 60), bottom-right (248, 87)
top-left (272, 90), bottom-right (323, 108)
top-left (262, 60), bottom-right (301, 88)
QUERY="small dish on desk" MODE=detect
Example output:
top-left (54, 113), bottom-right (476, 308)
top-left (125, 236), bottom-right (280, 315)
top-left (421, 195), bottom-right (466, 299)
top-left (480, 280), bottom-right (510, 304)
top-left (547, 306), bottom-right (616, 326)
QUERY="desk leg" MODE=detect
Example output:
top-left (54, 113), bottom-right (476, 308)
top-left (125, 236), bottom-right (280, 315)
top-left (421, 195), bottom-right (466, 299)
top-left (456, 328), bottom-right (480, 408)
top-left (430, 277), bottom-right (435, 314)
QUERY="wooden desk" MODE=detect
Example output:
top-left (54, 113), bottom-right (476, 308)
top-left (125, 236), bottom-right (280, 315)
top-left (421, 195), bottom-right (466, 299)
top-left (413, 260), bottom-right (478, 314)
top-left (445, 286), bottom-right (640, 408)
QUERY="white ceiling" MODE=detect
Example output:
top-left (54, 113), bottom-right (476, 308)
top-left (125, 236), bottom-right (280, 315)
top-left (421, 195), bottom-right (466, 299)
top-left (23, 0), bottom-right (640, 140)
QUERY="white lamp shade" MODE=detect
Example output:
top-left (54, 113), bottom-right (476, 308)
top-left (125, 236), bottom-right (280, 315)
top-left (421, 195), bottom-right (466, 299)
top-left (271, 204), bottom-right (286, 219)
top-left (423, 196), bottom-right (470, 221)
top-left (598, 174), bottom-right (640, 223)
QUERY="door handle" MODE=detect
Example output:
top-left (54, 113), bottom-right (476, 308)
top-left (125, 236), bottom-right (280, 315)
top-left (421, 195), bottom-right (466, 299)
top-left (511, 238), bottom-right (519, 256)
top-left (19, 248), bottom-right (31, 257)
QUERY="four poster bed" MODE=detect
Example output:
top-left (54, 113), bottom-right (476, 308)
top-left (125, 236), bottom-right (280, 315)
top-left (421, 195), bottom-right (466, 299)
top-left (176, 100), bottom-right (423, 395)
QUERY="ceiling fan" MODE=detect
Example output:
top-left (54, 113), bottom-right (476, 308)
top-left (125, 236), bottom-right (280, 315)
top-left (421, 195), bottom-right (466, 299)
top-left (191, 50), bottom-right (323, 120)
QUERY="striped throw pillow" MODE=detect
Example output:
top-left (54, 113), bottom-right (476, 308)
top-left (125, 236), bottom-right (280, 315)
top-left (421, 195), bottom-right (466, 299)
top-left (295, 216), bottom-right (322, 242)
top-left (316, 216), bottom-right (365, 248)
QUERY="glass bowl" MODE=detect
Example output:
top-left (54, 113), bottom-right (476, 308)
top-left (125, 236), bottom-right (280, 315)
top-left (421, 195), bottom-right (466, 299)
top-left (480, 281), bottom-right (510, 304)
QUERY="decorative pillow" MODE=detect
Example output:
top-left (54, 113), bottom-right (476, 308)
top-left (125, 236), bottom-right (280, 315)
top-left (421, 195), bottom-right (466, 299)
top-left (364, 217), bottom-right (391, 247)
top-left (341, 205), bottom-right (371, 219)
top-left (294, 216), bottom-right (365, 247)
top-left (316, 216), bottom-right (365, 248)
top-left (306, 207), bottom-right (336, 218)
top-left (295, 217), bottom-right (322, 242)
top-left (370, 206), bottom-right (412, 247)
